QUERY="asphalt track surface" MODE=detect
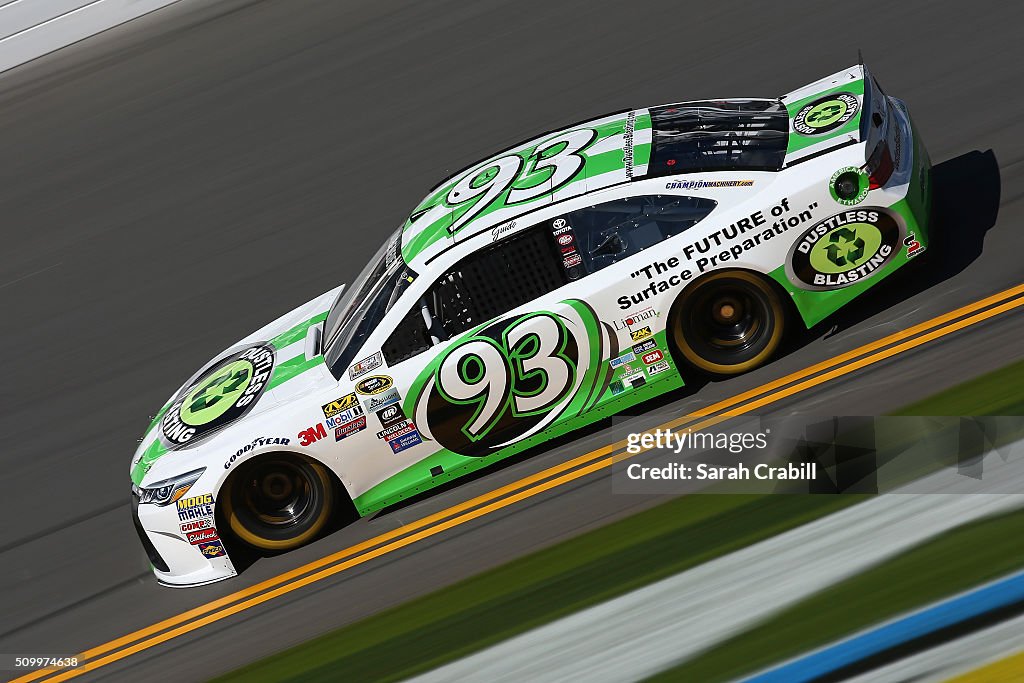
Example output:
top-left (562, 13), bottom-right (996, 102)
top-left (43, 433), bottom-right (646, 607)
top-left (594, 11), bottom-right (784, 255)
top-left (0, 1), bottom-right (1022, 681)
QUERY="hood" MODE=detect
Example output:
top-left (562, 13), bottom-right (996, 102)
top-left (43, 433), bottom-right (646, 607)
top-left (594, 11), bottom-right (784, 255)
top-left (130, 285), bottom-right (343, 485)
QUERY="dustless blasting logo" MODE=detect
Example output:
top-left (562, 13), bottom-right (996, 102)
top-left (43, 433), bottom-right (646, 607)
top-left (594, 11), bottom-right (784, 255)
top-left (161, 344), bottom-right (275, 446)
top-left (793, 93), bottom-right (860, 136)
top-left (413, 307), bottom-right (606, 457)
top-left (787, 208), bottom-right (904, 291)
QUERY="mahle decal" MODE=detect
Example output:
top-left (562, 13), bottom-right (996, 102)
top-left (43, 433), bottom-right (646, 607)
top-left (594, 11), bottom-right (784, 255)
top-left (161, 344), bottom-right (274, 447)
top-left (413, 306), bottom-right (607, 457)
top-left (787, 208), bottom-right (904, 291)
top-left (793, 93), bottom-right (859, 136)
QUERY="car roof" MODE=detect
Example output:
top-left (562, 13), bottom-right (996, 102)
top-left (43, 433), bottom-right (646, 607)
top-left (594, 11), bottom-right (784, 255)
top-left (399, 65), bottom-right (867, 271)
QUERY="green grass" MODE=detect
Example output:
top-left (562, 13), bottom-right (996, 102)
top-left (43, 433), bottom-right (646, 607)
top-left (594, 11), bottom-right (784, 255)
top-left (894, 357), bottom-right (1024, 416)
top-left (650, 506), bottom-right (1024, 682)
top-left (213, 494), bottom-right (860, 683)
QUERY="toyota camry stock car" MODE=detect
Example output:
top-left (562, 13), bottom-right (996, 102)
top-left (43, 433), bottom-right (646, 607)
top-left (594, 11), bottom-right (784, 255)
top-left (131, 64), bottom-right (930, 586)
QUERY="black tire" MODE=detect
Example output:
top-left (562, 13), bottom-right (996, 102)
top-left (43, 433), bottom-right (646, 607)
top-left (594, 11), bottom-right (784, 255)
top-left (221, 454), bottom-right (334, 551)
top-left (669, 270), bottom-right (786, 376)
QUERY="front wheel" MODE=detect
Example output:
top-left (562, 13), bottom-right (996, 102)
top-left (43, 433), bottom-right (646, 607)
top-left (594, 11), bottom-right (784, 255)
top-left (669, 270), bottom-right (786, 376)
top-left (221, 454), bottom-right (334, 551)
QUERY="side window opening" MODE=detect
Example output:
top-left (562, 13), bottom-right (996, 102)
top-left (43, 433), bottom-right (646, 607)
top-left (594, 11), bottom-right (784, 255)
top-left (560, 195), bottom-right (717, 275)
top-left (382, 225), bottom-right (569, 365)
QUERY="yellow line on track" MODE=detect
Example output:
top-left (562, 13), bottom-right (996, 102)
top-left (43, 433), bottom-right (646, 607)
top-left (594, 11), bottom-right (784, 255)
top-left (15, 282), bottom-right (1024, 683)
top-left (945, 649), bottom-right (1024, 682)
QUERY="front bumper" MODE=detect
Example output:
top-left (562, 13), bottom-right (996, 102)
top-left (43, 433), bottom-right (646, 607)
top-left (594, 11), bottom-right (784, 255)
top-left (132, 489), bottom-right (238, 587)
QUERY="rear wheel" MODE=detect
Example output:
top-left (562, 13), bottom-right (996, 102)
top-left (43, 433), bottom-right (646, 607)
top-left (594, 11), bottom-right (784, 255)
top-left (670, 270), bottom-right (786, 376)
top-left (222, 454), bottom-right (334, 551)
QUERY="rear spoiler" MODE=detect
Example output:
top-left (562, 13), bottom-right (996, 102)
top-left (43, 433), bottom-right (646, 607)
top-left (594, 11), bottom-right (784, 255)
top-left (780, 64), bottom-right (867, 166)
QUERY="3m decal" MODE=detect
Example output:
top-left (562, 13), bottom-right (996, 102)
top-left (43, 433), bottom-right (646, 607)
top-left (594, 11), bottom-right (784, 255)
top-left (335, 415), bottom-right (367, 441)
top-left (186, 528), bottom-right (219, 545)
top-left (412, 303), bottom-right (607, 458)
top-left (356, 375), bottom-right (394, 395)
top-left (298, 423), bottom-right (328, 446)
top-left (161, 344), bottom-right (274, 447)
top-left (322, 393), bottom-right (359, 418)
top-left (629, 327), bottom-right (652, 342)
top-left (793, 93), bottom-right (860, 136)
top-left (198, 540), bottom-right (227, 558)
top-left (786, 208), bottom-right (904, 291)
top-left (348, 352), bottom-right (383, 381)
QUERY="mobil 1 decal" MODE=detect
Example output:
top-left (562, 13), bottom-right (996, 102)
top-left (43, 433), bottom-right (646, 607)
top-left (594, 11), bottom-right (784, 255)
top-left (161, 344), bottom-right (274, 447)
top-left (786, 208), bottom-right (905, 291)
top-left (412, 301), bottom-right (614, 457)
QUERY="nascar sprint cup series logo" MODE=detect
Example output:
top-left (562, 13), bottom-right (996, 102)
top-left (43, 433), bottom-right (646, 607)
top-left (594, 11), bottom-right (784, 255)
top-left (412, 305), bottom-right (608, 457)
top-left (786, 208), bottom-right (904, 291)
top-left (793, 92), bottom-right (860, 136)
top-left (161, 344), bottom-right (275, 446)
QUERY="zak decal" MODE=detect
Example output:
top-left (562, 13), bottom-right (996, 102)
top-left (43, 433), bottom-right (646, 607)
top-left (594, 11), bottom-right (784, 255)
top-left (786, 208), bottom-right (904, 291)
top-left (412, 301), bottom-right (612, 457)
top-left (793, 93), bottom-right (860, 136)
top-left (161, 344), bottom-right (274, 447)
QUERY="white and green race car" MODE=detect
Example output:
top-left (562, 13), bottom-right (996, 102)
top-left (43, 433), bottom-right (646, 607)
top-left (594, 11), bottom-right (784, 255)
top-left (131, 64), bottom-right (931, 586)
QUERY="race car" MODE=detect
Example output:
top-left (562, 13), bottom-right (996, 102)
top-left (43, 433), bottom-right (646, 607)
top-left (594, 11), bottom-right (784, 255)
top-left (131, 63), bottom-right (931, 586)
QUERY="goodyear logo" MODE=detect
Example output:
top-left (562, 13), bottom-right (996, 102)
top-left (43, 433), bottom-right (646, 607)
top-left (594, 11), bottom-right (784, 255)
top-left (322, 392), bottom-right (359, 418)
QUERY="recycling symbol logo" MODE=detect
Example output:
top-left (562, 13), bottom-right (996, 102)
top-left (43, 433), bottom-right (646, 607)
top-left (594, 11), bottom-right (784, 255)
top-left (825, 227), bottom-right (865, 267)
top-left (786, 208), bottom-right (905, 292)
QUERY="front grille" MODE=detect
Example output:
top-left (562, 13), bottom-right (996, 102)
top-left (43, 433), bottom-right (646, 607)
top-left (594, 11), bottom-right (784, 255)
top-left (131, 491), bottom-right (169, 573)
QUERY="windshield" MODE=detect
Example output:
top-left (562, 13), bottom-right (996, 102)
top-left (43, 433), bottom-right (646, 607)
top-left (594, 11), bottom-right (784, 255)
top-left (323, 231), bottom-right (417, 377)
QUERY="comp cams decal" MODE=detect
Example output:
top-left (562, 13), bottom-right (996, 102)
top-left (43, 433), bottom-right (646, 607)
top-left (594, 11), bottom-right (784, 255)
top-left (786, 208), bottom-right (904, 291)
top-left (161, 344), bottom-right (275, 447)
top-left (412, 303), bottom-right (609, 457)
top-left (793, 93), bottom-right (860, 136)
